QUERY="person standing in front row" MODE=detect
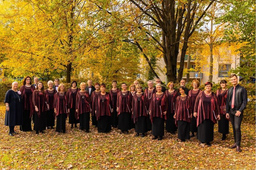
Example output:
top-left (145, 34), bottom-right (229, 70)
top-left (144, 80), bottom-right (155, 131)
top-left (4, 82), bottom-right (23, 136)
top-left (54, 83), bottom-right (69, 133)
top-left (193, 82), bottom-right (220, 146)
top-left (226, 74), bottom-right (247, 152)
top-left (216, 80), bottom-right (229, 140)
top-left (149, 84), bottom-right (167, 140)
top-left (45, 80), bottom-right (56, 129)
top-left (109, 80), bottom-right (119, 128)
top-left (76, 82), bottom-right (91, 132)
top-left (116, 83), bottom-right (132, 134)
top-left (67, 81), bottom-right (79, 128)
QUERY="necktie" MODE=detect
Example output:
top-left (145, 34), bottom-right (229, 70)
top-left (231, 86), bottom-right (236, 109)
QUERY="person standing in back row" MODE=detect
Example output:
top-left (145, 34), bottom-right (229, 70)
top-left (226, 74), bottom-right (247, 152)
top-left (86, 79), bottom-right (96, 127)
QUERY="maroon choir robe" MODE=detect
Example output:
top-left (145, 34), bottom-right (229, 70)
top-left (194, 91), bottom-right (220, 126)
top-left (144, 88), bottom-right (156, 110)
top-left (67, 88), bottom-right (79, 109)
top-left (96, 93), bottom-right (112, 120)
top-left (175, 96), bottom-right (191, 123)
top-left (91, 90), bottom-right (101, 117)
top-left (76, 91), bottom-right (91, 119)
top-left (132, 93), bottom-right (148, 123)
top-left (54, 92), bottom-right (68, 116)
top-left (32, 90), bottom-right (48, 117)
top-left (149, 93), bottom-right (167, 122)
top-left (216, 89), bottom-right (228, 115)
top-left (45, 89), bottom-right (56, 110)
top-left (20, 85), bottom-right (35, 117)
top-left (116, 91), bottom-right (132, 115)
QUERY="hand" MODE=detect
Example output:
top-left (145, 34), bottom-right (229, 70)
top-left (6, 106), bottom-right (9, 111)
top-left (226, 113), bottom-right (230, 119)
top-left (35, 106), bottom-right (39, 112)
top-left (54, 108), bottom-right (57, 113)
top-left (47, 104), bottom-right (50, 110)
top-left (76, 109), bottom-right (78, 113)
top-left (116, 107), bottom-right (119, 112)
top-left (163, 111), bottom-right (167, 115)
top-left (67, 109), bottom-right (70, 113)
top-left (173, 114), bottom-right (176, 119)
top-left (111, 109), bottom-right (113, 113)
top-left (95, 110), bottom-right (97, 114)
top-left (193, 112), bottom-right (197, 117)
top-left (149, 111), bottom-right (151, 115)
top-left (217, 115), bottom-right (220, 120)
top-left (235, 111), bottom-right (241, 117)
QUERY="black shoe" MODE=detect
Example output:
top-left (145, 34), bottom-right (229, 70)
top-left (36, 131), bottom-right (39, 134)
top-left (71, 124), bottom-right (74, 129)
top-left (51, 126), bottom-right (54, 129)
top-left (41, 130), bottom-right (45, 133)
top-left (236, 146), bottom-right (242, 152)
top-left (152, 136), bottom-right (158, 140)
top-left (141, 133), bottom-right (145, 137)
top-left (158, 136), bottom-right (163, 140)
top-left (85, 130), bottom-right (90, 133)
top-left (135, 133), bottom-right (139, 137)
top-left (75, 124), bottom-right (77, 128)
top-left (230, 144), bottom-right (236, 149)
top-left (9, 133), bottom-right (14, 136)
top-left (206, 142), bottom-right (211, 146)
top-left (222, 134), bottom-right (227, 140)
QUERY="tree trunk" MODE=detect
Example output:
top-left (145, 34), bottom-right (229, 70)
top-left (66, 63), bottom-right (72, 83)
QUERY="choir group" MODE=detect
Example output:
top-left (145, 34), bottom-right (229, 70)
top-left (4, 74), bottom-right (247, 152)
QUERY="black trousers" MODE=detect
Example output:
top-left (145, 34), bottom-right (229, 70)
top-left (230, 110), bottom-right (243, 146)
top-left (9, 126), bottom-right (14, 133)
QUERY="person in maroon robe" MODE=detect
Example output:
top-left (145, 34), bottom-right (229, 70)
top-left (91, 83), bottom-right (101, 127)
top-left (76, 82), bottom-right (91, 132)
top-left (109, 80), bottom-right (119, 128)
top-left (132, 85), bottom-right (148, 137)
top-left (32, 82), bottom-right (48, 134)
top-left (216, 80), bottom-right (229, 140)
top-left (116, 83), bottom-right (132, 134)
top-left (188, 79), bottom-right (201, 137)
top-left (20, 76), bottom-right (34, 131)
top-left (174, 87), bottom-right (191, 142)
top-left (54, 84), bottom-right (69, 133)
top-left (149, 84), bottom-right (167, 140)
top-left (165, 81), bottom-right (178, 134)
top-left (194, 82), bottom-right (220, 146)
top-left (95, 84), bottom-right (112, 133)
top-left (129, 84), bottom-right (136, 96)
top-left (67, 81), bottom-right (79, 128)
top-left (144, 80), bottom-right (155, 131)
top-left (45, 80), bottom-right (56, 129)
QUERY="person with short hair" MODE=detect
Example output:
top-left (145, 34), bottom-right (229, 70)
top-left (226, 74), bottom-right (247, 152)
top-left (76, 82), bottom-right (91, 132)
top-left (32, 77), bottom-right (39, 89)
top-left (109, 80), bottom-right (119, 128)
top-left (194, 82), bottom-right (220, 146)
top-left (91, 83), bottom-right (101, 128)
top-left (155, 78), bottom-right (166, 92)
top-left (67, 81), bottom-right (79, 128)
top-left (4, 82), bottom-right (23, 136)
top-left (45, 80), bottom-right (56, 129)
top-left (86, 79), bottom-right (97, 126)
top-left (54, 78), bottom-right (60, 92)
top-left (178, 79), bottom-right (189, 95)
top-left (144, 80), bottom-right (155, 131)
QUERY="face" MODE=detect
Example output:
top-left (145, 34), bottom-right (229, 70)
top-left (95, 85), bottom-right (100, 90)
top-left (26, 78), bottom-right (31, 84)
top-left (130, 86), bottom-right (135, 91)
top-left (121, 84), bottom-right (127, 90)
top-left (155, 79), bottom-right (161, 84)
top-left (12, 82), bottom-right (18, 90)
top-left (192, 82), bottom-right (198, 89)
top-left (205, 84), bottom-right (212, 92)
top-left (54, 80), bottom-right (59, 86)
top-left (179, 88), bottom-right (185, 95)
top-left (148, 82), bottom-right (153, 88)
top-left (34, 78), bottom-right (39, 84)
top-left (72, 82), bottom-right (77, 88)
top-left (137, 88), bottom-right (142, 93)
top-left (230, 76), bottom-right (238, 86)
top-left (134, 81), bottom-right (139, 86)
top-left (88, 80), bottom-right (92, 86)
top-left (112, 82), bottom-right (117, 88)
top-left (168, 83), bottom-right (174, 89)
top-left (80, 84), bottom-right (86, 90)
top-left (180, 80), bottom-right (185, 86)
top-left (100, 86), bottom-right (106, 92)
top-left (38, 83), bottom-right (43, 90)
top-left (48, 82), bottom-right (53, 88)
top-left (156, 85), bottom-right (162, 92)
top-left (220, 83), bottom-right (226, 89)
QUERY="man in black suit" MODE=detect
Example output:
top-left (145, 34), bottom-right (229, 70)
top-left (86, 79), bottom-right (95, 96)
top-left (32, 77), bottom-right (39, 89)
top-left (226, 74), bottom-right (247, 152)
top-left (86, 79), bottom-right (97, 126)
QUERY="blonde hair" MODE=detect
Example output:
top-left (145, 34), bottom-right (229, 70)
top-left (167, 81), bottom-right (174, 88)
top-left (136, 84), bottom-right (142, 90)
top-left (58, 83), bottom-right (65, 92)
top-left (129, 84), bottom-right (136, 91)
top-left (47, 80), bottom-right (53, 86)
top-left (192, 79), bottom-right (200, 88)
top-left (155, 83), bottom-right (162, 88)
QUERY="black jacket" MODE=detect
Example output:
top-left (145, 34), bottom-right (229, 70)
top-left (226, 84), bottom-right (247, 114)
top-left (86, 86), bottom-right (95, 96)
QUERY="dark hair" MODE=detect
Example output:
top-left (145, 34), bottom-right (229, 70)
top-left (179, 86), bottom-right (186, 92)
top-left (220, 80), bottom-right (227, 84)
top-left (121, 82), bottom-right (127, 85)
top-left (112, 80), bottom-right (117, 83)
top-left (23, 76), bottom-right (32, 85)
top-left (95, 82), bottom-right (100, 86)
top-left (71, 81), bottom-right (77, 87)
top-left (100, 83), bottom-right (106, 88)
top-left (230, 74), bottom-right (238, 78)
top-left (36, 82), bottom-right (44, 91)
top-left (205, 82), bottom-right (213, 87)
top-left (54, 78), bottom-right (59, 82)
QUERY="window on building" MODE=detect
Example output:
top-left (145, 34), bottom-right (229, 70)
top-left (219, 64), bottom-right (231, 77)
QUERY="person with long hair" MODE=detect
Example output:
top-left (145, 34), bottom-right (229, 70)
top-left (32, 82), bottom-right (48, 134)
top-left (109, 80), bottom-right (119, 128)
top-left (45, 80), bottom-right (56, 129)
top-left (20, 76), bottom-right (34, 131)
top-left (67, 81), bottom-right (79, 128)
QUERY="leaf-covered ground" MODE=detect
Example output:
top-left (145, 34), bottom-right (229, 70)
top-left (0, 105), bottom-right (255, 169)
